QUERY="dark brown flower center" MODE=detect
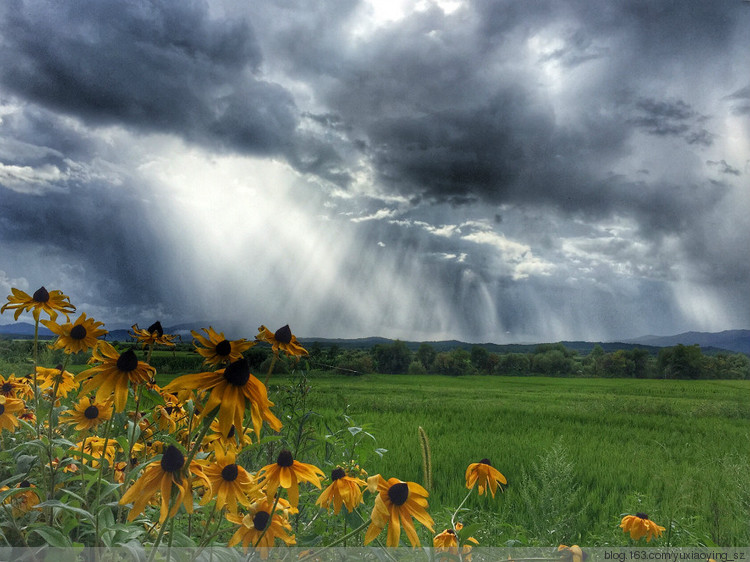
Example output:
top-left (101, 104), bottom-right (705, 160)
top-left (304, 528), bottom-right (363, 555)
top-left (160, 445), bottom-right (185, 473)
top-left (215, 339), bottom-right (232, 357)
top-left (227, 424), bottom-right (236, 438)
top-left (33, 287), bottom-right (49, 303)
top-left (479, 458), bottom-right (491, 465)
top-left (274, 325), bottom-right (292, 344)
top-left (387, 482), bottom-right (409, 506)
top-left (276, 450), bottom-right (294, 467)
top-left (253, 511), bottom-right (270, 531)
top-left (331, 468), bottom-right (345, 480)
top-left (116, 349), bottom-right (139, 372)
top-left (147, 321), bottom-right (164, 336)
top-left (0, 404), bottom-right (5, 415)
top-left (84, 405), bottom-right (99, 419)
top-left (20, 480), bottom-right (30, 488)
top-left (636, 512), bottom-right (649, 520)
top-left (221, 464), bottom-right (239, 482)
top-left (222, 358), bottom-right (250, 387)
top-left (447, 529), bottom-right (456, 535)
top-left (70, 324), bottom-right (87, 340)
top-left (130, 457), bottom-right (139, 467)
top-left (1, 382), bottom-right (11, 393)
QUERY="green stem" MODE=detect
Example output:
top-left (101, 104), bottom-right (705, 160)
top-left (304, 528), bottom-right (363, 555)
top-left (264, 355), bottom-right (278, 386)
top-left (298, 517), bottom-right (372, 561)
top-left (146, 493), bottom-right (179, 562)
top-left (32, 317), bottom-right (41, 438)
top-left (94, 407), bottom-right (115, 545)
top-left (450, 488), bottom-right (474, 533)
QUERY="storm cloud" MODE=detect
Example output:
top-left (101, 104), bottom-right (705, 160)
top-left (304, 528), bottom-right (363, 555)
top-left (0, 0), bottom-right (748, 342)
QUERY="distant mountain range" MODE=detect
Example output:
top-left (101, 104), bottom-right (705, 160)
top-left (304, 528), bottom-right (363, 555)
top-left (0, 322), bottom-right (747, 355)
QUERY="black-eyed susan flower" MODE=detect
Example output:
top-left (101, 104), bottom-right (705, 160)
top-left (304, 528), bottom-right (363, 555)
top-left (59, 396), bottom-right (113, 432)
top-left (76, 341), bottom-right (156, 412)
top-left (205, 420), bottom-right (252, 453)
top-left (0, 481), bottom-right (40, 517)
top-left (433, 528), bottom-right (459, 548)
top-left (165, 358), bottom-right (281, 438)
top-left (0, 373), bottom-right (32, 400)
top-left (0, 395), bottom-right (25, 432)
top-left (365, 475), bottom-right (435, 547)
top-left (42, 313), bottom-right (107, 354)
top-left (200, 449), bottom-right (260, 514)
top-left (256, 450), bottom-right (324, 508)
top-left (227, 499), bottom-right (296, 550)
top-left (315, 467), bottom-right (366, 514)
top-left (620, 513), bottom-right (666, 542)
top-left (1, 286), bottom-right (76, 322)
top-left (192, 327), bottom-right (255, 366)
top-left (36, 365), bottom-right (79, 399)
top-left (465, 458), bottom-right (507, 498)
top-left (558, 545), bottom-right (584, 562)
top-left (73, 436), bottom-right (118, 469)
top-left (131, 321), bottom-right (178, 348)
top-left (119, 444), bottom-right (209, 523)
top-left (256, 325), bottom-right (308, 358)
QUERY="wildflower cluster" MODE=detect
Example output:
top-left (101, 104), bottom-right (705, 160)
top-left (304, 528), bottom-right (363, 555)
top-left (0, 284), bottom-right (669, 553)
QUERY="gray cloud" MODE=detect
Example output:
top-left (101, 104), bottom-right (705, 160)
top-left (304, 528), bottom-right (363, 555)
top-left (1, 0), bottom-right (748, 341)
top-left (0, 0), bottom-right (298, 156)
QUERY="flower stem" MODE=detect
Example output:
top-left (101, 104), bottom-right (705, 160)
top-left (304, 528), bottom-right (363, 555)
top-left (298, 517), bottom-right (372, 561)
top-left (32, 317), bottom-right (41, 438)
top-left (264, 355), bottom-right (278, 386)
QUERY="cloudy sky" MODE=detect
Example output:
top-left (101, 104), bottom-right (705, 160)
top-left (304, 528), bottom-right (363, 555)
top-left (1, 0), bottom-right (748, 343)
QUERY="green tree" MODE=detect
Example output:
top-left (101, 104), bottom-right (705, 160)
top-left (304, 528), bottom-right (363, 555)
top-left (416, 343), bottom-right (437, 372)
top-left (372, 340), bottom-right (412, 374)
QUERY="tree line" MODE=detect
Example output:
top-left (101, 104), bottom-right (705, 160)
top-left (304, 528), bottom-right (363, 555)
top-left (306, 340), bottom-right (750, 379)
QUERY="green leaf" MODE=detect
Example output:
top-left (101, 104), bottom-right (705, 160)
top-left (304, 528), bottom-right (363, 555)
top-left (457, 522), bottom-right (482, 543)
top-left (34, 500), bottom-right (95, 524)
top-left (28, 525), bottom-right (73, 547)
top-left (348, 426), bottom-right (363, 436)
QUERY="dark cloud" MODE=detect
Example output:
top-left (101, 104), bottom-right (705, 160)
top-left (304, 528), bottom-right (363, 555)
top-left (1, 0), bottom-right (748, 340)
top-left (0, 0), bottom-right (297, 156)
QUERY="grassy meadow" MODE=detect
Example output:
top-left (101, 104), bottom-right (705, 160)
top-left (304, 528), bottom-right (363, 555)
top-left (286, 373), bottom-right (750, 546)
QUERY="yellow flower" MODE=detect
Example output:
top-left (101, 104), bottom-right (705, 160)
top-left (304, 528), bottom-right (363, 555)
top-left (165, 358), bottom-right (281, 439)
top-left (42, 313), bottom-right (107, 354)
top-left (316, 467), bottom-right (366, 514)
top-left (256, 450), bottom-right (324, 508)
top-left (0, 373), bottom-right (32, 400)
top-left (465, 458), bottom-right (507, 497)
top-left (35, 365), bottom-right (79, 399)
top-left (1, 481), bottom-right (40, 517)
top-left (558, 545), bottom-right (584, 562)
top-left (131, 321), bottom-right (178, 347)
top-left (0, 395), bottom-right (25, 432)
top-left (192, 327), bottom-right (255, 366)
top-left (620, 513), bottom-right (666, 542)
top-left (1, 286), bottom-right (75, 322)
top-left (119, 444), bottom-right (209, 523)
top-left (256, 325), bottom-right (308, 358)
top-left (365, 475), bottom-right (434, 547)
top-left (60, 396), bottom-right (113, 432)
top-left (227, 499), bottom-right (296, 551)
top-left (204, 420), bottom-right (252, 453)
top-left (73, 436), bottom-right (118, 469)
top-left (433, 528), bottom-right (459, 548)
top-left (76, 341), bottom-right (156, 412)
top-left (200, 449), bottom-right (260, 514)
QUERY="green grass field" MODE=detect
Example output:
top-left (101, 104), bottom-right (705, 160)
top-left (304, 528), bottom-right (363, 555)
top-left (284, 373), bottom-right (750, 546)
